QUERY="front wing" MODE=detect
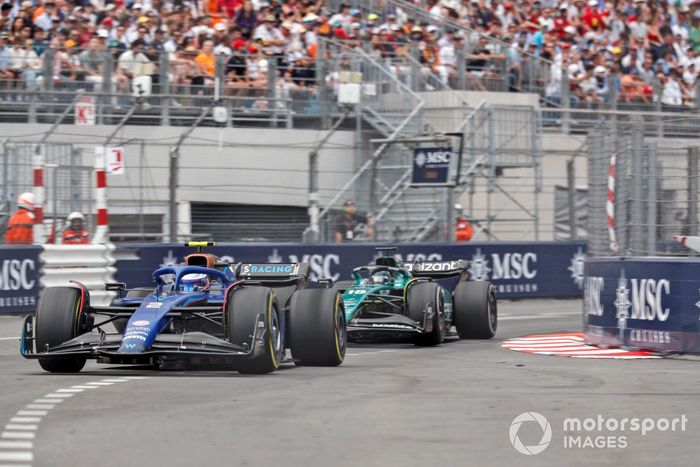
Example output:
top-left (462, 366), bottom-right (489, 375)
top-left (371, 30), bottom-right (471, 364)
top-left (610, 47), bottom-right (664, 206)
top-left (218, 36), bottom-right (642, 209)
top-left (20, 314), bottom-right (268, 363)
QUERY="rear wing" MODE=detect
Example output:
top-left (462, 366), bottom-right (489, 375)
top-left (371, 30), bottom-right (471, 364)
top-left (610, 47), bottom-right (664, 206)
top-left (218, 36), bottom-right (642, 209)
top-left (404, 260), bottom-right (468, 278)
top-left (235, 263), bottom-right (309, 282)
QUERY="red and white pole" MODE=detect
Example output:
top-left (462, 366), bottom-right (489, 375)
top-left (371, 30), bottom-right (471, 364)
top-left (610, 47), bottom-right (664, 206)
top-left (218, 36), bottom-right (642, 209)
top-left (92, 146), bottom-right (109, 244)
top-left (32, 144), bottom-right (46, 244)
top-left (607, 153), bottom-right (619, 252)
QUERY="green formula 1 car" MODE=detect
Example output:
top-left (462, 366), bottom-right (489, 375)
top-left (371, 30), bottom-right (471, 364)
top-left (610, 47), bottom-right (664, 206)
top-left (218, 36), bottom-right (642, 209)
top-left (338, 248), bottom-right (497, 346)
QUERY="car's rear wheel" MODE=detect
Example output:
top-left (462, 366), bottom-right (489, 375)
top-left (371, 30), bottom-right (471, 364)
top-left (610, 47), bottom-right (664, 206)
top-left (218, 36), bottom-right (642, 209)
top-left (407, 282), bottom-right (444, 347)
top-left (35, 287), bottom-right (88, 373)
top-left (227, 286), bottom-right (282, 374)
top-left (453, 281), bottom-right (497, 339)
top-left (289, 288), bottom-right (346, 366)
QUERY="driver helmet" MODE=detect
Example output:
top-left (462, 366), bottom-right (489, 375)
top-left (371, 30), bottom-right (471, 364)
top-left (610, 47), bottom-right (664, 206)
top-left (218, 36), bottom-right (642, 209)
top-left (372, 271), bottom-right (391, 285)
top-left (179, 273), bottom-right (209, 292)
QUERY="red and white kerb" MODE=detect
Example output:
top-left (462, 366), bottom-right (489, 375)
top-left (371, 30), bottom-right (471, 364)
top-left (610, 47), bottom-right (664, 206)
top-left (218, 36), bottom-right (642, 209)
top-left (607, 153), bottom-right (619, 252)
top-left (92, 147), bottom-right (108, 244)
top-left (32, 144), bottom-right (46, 244)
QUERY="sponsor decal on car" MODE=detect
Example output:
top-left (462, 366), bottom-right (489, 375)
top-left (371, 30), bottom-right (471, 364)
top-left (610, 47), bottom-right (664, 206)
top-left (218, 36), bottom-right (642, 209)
top-left (369, 323), bottom-right (415, 329)
top-left (146, 302), bottom-right (163, 308)
top-left (132, 320), bottom-right (151, 326)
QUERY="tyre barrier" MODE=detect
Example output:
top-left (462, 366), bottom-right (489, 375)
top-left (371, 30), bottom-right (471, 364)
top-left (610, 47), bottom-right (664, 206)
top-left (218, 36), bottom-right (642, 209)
top-left (584, 257), bottom-right (700, 353)
top-left (40, 244), bottom-right (117, 306)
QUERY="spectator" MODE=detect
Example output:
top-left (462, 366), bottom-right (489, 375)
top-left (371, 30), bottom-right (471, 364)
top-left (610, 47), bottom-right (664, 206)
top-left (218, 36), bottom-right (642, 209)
top-left (62, 212), bottom-right (89, 245)
top-left (334, 200), bottom-right (374, 242)
top-left (79, 37), bottom-right (104, 88)
top-left (194, 38), bottom-right (216, 89)
top-left (4, 192), bottom-right (34, 245)
top-left (117, 39), bottom-right (151, 92)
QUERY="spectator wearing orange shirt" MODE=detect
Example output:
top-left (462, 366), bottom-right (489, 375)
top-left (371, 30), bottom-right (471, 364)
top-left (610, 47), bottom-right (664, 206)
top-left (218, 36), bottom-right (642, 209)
top-left (194, 39), bottom-right (216, 88)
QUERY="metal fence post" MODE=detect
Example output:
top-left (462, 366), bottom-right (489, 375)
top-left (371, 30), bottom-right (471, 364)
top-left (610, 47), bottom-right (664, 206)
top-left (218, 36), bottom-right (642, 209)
top-left (456, 46), bottom-right (465, 90)
top-left (267, 58), bottom-right (277, 127)
top-left (561, 70), bottom-right (570, 134)
top-left (42, 48), bottom-right (54, 92)
top-left (566, 158), bottom-right (576, 240)
top-left (630, 121), bottom-right (644, 254)
top-left (653, 77), bottom-right (663, 137)
top-left (646, 145), bottom-right (658, 254)
top-left (160, 52), bottom-right (170, 126)
top-left (409, 44), bottom-right (420, 91)
top-left (101, 50), bottom-right (114, 123)
top-left (688, 147), bottom-right (699, 236)
top-left (317, 39), bottom-right (329, 130)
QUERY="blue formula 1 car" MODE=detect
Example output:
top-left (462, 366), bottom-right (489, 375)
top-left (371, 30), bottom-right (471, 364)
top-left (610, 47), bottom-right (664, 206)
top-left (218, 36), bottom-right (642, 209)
top-left (20, 242), bottom-right (346, 374)
top-left (339, 248), bottom-right (497, 346)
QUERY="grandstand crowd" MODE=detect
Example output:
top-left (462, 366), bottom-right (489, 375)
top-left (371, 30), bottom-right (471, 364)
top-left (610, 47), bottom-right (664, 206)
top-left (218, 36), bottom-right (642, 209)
top-left (0, 0), bottom-right (698, 107)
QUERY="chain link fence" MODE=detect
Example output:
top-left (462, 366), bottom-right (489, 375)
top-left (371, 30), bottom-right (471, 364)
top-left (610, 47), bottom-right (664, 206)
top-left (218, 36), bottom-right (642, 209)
top-left (586, 116), bottom-right (699, 256)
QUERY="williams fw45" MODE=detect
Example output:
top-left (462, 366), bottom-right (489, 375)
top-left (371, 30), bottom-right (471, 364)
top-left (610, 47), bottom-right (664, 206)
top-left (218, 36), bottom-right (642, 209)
top-left (338, 248), bottom-right (497, 345)
top-left (21, 242), bottom-right (346, 374)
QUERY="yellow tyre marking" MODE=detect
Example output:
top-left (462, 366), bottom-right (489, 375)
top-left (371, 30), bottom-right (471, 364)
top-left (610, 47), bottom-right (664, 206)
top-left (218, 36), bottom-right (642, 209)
top-left (333, 293), bottom-right (344, 363)
top-left (267, 292), bottom-right (279, 369)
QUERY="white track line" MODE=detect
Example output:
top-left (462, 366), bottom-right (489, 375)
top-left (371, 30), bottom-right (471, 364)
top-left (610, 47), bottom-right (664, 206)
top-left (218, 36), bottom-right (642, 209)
top-left (33, 399), bottom-right (62, 404)
top-left (0, 337), bottom-right (19, 341)
top-left (24, 405), bottom-right (53, 410)
top-left (9, 418), bottom-right (40, 424)
top-left (1, 432), bottom-right (34, 440)
top-left (4, 426), bottom-right (37, 431)
top-left (0, 441), bottom-right (32, 449)
top-left (0, 451), bottom-right (32, 462)
top-left (1, 376), bottom-right (149, 466)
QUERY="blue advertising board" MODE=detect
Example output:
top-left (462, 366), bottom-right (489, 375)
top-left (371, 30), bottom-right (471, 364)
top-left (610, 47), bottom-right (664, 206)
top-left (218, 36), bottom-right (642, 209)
top-left (0, 246), bottom-right (41, 314)
top-left (584, 257), bottom-right (700, 353)
top-left (411, 147), bottom-right (453, 186)
top-left (114, 242), bottom-right (587, 299)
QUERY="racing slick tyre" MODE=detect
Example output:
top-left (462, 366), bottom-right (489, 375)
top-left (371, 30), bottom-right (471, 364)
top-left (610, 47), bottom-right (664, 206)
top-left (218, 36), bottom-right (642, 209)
top-left (407, 282), bottom-right (445, 347)
top-left (35, 287), bottom-right (88, 373)
top-left (289, 288), bottom-right (346, 366)
top-left (227, 286), bottom-right (282, 375)
top-left (113, 288), bottom-right (154, 333)
top-left (453, 281), bottom-right (497, 339)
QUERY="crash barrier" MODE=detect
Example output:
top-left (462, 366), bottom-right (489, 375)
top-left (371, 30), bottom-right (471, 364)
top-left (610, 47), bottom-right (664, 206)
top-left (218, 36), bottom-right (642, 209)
top-left (40, 244), bottom-right (117, 306)
top-left (584, 257), bottom-right (700, 353)
top-left (115, 242), bottom-right (588, 300)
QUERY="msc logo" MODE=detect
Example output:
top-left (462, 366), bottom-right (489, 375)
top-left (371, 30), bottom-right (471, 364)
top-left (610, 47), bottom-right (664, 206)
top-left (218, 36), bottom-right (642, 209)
top-left (415, 150), bottom-right (451, 167)
top-left (469, 249), bottom-right (537, 281)
top-left (614, 270), bottom-right (671, 322)
top-left (0, 259), bottom-right (36, 291)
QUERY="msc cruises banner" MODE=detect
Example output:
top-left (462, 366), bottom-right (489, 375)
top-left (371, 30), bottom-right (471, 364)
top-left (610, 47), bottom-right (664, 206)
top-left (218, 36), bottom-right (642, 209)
top-left (584, 257), bottom-right (700, 353)
top-left (0, 246), bottom-right (41, 313)
top-left (115, 242), bottom-right (587, 300)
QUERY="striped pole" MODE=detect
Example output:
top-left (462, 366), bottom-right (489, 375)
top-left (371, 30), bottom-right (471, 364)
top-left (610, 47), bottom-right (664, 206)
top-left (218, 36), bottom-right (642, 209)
top-left (32, 144), bottom-right (46, 244)
top-left (607, 153), bottom-right (619, 252)
top-left (92, 146), bottom-right (108, 244)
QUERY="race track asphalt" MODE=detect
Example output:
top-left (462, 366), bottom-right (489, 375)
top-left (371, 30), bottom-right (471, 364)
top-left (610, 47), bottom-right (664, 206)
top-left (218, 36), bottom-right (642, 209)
top-left (0, 299), bottom-right (698, 467)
